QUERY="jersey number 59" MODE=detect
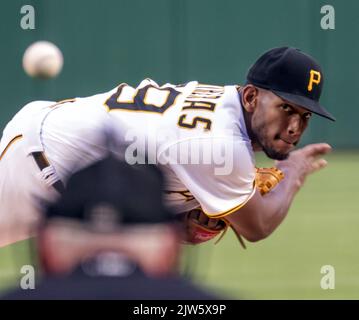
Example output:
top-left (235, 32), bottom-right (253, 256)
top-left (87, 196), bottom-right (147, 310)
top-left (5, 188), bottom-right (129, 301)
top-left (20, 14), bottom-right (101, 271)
top-left (104, 83), bottom-right (181, 114)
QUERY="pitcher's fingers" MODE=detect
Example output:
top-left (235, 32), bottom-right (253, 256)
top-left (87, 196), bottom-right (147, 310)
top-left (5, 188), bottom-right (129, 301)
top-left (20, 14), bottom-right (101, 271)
top-left (302, 143), bottom-right (332, 158)
top-left (310, 158), bottom-right (328, 173)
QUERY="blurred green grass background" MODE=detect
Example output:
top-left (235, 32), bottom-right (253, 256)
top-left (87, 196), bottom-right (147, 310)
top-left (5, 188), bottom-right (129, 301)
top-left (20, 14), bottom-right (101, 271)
top-left (0, 152), bottom-right (358, 299)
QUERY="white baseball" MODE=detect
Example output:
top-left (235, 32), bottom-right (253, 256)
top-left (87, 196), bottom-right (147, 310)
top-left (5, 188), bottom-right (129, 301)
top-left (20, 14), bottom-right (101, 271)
top-left (23, 41), bottom-right (64, 79)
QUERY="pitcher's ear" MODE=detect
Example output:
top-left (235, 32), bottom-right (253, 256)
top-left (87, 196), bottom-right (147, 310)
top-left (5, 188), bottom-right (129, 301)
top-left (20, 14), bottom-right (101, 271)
top-left (241, 85), bottom-right (258, 112)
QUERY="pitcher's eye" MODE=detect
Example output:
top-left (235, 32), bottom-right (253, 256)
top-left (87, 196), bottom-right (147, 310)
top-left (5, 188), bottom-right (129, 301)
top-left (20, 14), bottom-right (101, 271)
top-left (280, 104), bottom-right (292, 112)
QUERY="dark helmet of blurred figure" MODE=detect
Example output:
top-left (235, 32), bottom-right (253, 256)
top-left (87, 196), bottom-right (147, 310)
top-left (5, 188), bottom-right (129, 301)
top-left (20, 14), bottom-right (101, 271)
top-left (37, 154), bottom-right (182, 278)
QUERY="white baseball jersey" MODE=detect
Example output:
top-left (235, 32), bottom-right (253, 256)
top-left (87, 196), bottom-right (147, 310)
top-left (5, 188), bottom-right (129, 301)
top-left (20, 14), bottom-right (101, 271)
top-left (0, 79), bottom-right (255, 245)
top-left (106, 79), bottom-right (256, 217)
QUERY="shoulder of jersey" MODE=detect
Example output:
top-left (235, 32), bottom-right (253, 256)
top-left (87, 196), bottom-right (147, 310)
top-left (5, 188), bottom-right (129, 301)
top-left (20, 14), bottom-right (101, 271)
top-left (209, 85), bottom-right (245, 135)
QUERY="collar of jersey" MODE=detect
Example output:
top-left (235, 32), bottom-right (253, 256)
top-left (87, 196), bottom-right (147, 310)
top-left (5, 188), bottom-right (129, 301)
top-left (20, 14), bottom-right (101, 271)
top-left (237, 89), bottom-right (250, 141)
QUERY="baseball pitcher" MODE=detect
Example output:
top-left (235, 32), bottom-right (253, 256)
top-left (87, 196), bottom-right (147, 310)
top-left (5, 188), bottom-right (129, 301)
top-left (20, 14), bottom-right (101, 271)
top-left (0, 47), bottom-right (335, 247)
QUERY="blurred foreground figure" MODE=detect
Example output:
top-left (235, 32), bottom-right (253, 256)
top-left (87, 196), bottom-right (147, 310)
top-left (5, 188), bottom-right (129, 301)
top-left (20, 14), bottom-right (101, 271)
top-left (2, 155), bottom-right (219, 300)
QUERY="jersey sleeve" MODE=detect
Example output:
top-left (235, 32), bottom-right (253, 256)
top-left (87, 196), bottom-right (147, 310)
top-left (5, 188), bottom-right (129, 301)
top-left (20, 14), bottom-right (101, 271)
top-left (158, 136), bottom-right (256, 218)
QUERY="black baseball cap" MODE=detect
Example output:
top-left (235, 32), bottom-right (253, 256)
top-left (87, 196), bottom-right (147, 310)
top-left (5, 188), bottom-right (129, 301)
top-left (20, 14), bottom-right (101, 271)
top-left (246, 47), bottom-right (335, 121)
top-left (45, 155), bottom-right (175, 229)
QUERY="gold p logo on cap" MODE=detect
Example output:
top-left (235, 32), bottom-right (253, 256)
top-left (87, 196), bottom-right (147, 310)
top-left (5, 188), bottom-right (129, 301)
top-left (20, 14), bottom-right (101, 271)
top-left (308, 70), bottom-right (321, 92)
